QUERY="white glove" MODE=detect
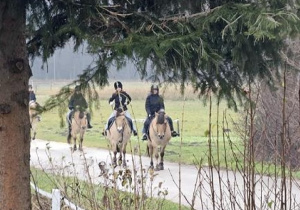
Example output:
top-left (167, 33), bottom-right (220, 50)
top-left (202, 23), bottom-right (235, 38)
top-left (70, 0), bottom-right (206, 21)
top-left (109, 101), bottom-right (114, 106)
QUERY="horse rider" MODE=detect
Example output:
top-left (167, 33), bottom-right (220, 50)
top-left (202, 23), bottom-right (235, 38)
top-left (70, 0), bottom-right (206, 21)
top-left (29, 84), bottom-right (42, 121)
top-left (67, 86), bottom-right (93, 134)
top-left (29, 85), bottom-right (36, 102)
top-left (141, 84), bottom-right (179, 140)
top-left (102, 81), bottom-right (138, 136)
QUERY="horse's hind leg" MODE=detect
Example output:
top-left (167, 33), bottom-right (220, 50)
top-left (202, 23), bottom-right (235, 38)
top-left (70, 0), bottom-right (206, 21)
top-left (32, 131), bottom-right (36, 140)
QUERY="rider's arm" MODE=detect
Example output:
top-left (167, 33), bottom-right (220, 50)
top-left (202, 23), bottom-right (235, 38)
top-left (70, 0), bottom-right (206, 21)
top-left (108, 93), bottom-right (117, 104)
top-left (160, 96), bottom-right (165, 110)
top-left (145, 95), bottom-right (151, 117)
top-left (68, 95), bottom-right (75, 110)
top-left (122, 92), bottom-right (131, 105)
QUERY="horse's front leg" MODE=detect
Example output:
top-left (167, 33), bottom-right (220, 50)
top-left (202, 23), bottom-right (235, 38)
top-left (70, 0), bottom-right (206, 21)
top-left (73, 137), bottom-right (77, 151)
top-left (112, 150), bottom-right (118, 168)
top-left (121, 143), bottom-right (127, 168)
top-left (79, 131), bottom-right (84, 151)
top-left (157, 146), bottom-right (165, 170)
top-left (154, 147), bottom-right (160, 171)
top-left (148, 144), bottom-right (154, 169)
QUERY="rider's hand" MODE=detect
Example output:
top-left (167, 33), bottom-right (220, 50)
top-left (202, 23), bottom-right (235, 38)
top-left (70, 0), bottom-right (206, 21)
top-left (109, 101), bottom-right (114, 106)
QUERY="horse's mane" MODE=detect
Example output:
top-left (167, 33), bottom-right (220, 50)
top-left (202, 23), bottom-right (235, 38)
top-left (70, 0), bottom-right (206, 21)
top-left (157, 111), bottom-right (165, 124)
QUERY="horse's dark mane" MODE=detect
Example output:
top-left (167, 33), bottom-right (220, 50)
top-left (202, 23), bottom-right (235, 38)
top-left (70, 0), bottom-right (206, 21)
top-left (79, 111), bottom-right (85, 119)
top-left (157, 112), bottom-right (165, 124)
top-left (116, 107), bottom-right (124, 117)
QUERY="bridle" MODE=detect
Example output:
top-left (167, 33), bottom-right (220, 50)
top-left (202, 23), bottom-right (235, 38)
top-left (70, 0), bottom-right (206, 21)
top-left (73, 111), bottom-right (87, 130)
top-left (151, 115), bottom-right (167, 139)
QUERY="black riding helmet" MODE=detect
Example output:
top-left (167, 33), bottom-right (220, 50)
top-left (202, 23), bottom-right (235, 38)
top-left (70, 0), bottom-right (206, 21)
top-left (151, 84), bottom-right (159, 94)
top-left (114, 81), bottom-right (123, 90)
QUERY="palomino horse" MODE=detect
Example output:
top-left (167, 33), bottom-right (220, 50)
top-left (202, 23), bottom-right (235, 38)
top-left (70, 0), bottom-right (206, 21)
top-left (29, 101), bottom-right (41, 140)
top-left (67, 109), bottom-right (87, 152)
top-left (107, 108), bottom-right (132, 167)
top-left (147, 110), bottom-right (171, 171)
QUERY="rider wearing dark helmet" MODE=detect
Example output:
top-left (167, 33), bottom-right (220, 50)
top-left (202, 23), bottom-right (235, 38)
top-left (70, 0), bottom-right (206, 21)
top-left (29, 85), bottom-right (36, 102)
top-left (67, 85), bottom-right (93, 134)
top-left (102, 81), bottom-right (137, 136)
top-left (141, 84), bottom-right (178, 140)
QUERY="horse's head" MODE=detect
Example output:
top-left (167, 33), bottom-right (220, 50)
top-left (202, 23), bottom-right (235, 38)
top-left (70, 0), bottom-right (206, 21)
top-left (73, 110), bottom-right (87, 130)
top-left (155, 110), bottom-right (167, 139)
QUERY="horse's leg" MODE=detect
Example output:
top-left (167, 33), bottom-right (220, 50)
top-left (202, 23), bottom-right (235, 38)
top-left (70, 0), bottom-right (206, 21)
top-left (158, 146), bottom-right (166, 170)
top-left (154, 147), bottom-right (160, 171)
top-left (112, 150), bottom-right (117, 167)
top-left (73, 136), bottom-right (77, 151)
top-left (121, 143), bottom-right (127, 168)
top-left (148, 144), bottom-right (154, 169)
top-left (79, 137), bottom-right (83, 151)
top-left (79, 130), bottom-right (84, 151)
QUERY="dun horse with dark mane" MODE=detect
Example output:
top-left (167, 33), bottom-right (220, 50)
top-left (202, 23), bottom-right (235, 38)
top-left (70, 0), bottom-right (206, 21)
top-left (107, 108), bottom-right (131, 167)
top-left (67, 108), bottom-right (87, 152)
top-left (147, 109), bottom-right (171, 171)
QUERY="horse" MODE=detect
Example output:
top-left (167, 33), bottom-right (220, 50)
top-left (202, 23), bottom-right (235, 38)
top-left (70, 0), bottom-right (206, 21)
top-left (67, 109), bottom-right (87, 152)
top-left (147, 109), bottom-right (171, 171)
top-left (29, 101), bottom-right (41, 140)
top-left (107, 108), bottom-right (132, 168)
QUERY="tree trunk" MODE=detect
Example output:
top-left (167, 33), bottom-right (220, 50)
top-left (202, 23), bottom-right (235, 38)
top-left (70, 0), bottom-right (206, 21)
top-left (0, 1), bottom-right (31, 209)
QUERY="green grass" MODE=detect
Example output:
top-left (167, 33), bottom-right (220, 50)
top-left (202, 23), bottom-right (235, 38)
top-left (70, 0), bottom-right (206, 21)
top-left (31, 167), bottom-right (190, 210)
top-left (32, 81), bottom-right (244, 167)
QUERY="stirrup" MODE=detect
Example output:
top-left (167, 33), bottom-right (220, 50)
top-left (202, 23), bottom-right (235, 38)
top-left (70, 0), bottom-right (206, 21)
top-left (141, 134), bottom-right (147, 141)
top-left (171, 131), bottom-right (178, 137)
top-left (133, 130), bottom-right (138, 136)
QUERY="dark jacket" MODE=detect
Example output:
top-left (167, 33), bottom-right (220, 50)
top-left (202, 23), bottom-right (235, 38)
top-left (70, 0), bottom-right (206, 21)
top-left (145, 93), bottom-right (165, 116)
top-left (29, 90), bottom-right (36, 101)
top-left (68, 93), bottom-right (88, 110)
top-left (109, 91), bottom-right (131, 111)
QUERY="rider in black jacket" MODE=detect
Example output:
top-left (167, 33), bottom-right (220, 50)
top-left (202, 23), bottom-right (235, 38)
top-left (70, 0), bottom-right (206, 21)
top-left (67, 86), bottom-right (92, 134)
top-left (141, 84), bottom-right (178, 140)
top-left (102, 81), bottom-right (137, 136)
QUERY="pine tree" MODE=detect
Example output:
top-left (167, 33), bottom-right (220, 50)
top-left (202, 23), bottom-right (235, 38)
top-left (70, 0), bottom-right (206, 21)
top-left (0, 0), bottom-right (299, 209)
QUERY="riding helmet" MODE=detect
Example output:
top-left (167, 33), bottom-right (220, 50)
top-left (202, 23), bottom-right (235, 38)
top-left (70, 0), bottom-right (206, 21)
top-left (151, 84), bottom-right (159, 91)
top-left (114, 81), bottom-right (123, 90)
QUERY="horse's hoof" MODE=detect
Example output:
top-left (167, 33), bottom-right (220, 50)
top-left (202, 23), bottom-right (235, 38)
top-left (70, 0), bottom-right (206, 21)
top-left (73, 146), bottom-right (77, 151)
top-left (158, 163), bottom-right (164, 170)
top-left (118, 160), bottom-right (122, 166)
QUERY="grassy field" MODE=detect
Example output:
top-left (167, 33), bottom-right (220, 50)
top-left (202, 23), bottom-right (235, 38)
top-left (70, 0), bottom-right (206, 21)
top-left (32, 80), bottom-right (244, 166)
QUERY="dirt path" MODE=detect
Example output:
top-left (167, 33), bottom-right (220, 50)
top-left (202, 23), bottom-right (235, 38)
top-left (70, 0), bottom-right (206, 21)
top-left (30, 139), bottom-right (300, 210)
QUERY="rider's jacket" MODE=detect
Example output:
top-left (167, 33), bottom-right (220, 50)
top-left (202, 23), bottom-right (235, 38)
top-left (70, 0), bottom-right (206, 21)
top-left (145, 93), bottom-right (165, 116)
top-left (109, 91), bottom-right (131, 111)
top-left (69, 93), bottom-right (88, 110)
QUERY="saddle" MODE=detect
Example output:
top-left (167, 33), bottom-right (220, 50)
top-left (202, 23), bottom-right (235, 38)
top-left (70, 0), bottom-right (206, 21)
top-left (107, 116), bottom-right (134, 131)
